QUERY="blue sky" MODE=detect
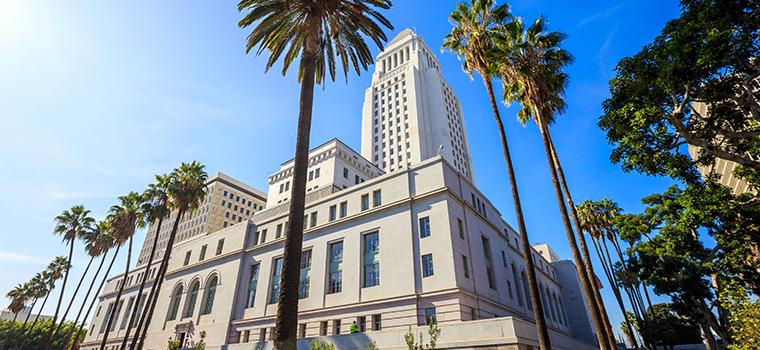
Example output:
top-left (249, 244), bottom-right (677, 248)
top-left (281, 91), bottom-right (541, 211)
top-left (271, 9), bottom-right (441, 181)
top-left (0, 0), bottom-right (681, 340)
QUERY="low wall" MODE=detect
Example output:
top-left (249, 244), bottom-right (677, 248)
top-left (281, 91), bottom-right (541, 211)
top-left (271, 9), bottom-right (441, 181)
top-left (221, 317), bottom-right (598, 350)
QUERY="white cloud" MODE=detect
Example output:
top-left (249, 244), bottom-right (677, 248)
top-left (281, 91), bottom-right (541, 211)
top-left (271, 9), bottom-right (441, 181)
top-left (0, 251), bottom-right (48, 265)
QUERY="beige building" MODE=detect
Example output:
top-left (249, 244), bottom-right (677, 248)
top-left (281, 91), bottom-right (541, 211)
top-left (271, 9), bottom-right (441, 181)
top-left (136, 172), bottom-right (267, 266)
top-left (81, 154), bottom-right (596, 350)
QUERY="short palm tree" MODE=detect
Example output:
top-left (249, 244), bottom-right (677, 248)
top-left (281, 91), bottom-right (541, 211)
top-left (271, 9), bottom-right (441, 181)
top-left (21, 272), bottom-right (49, 332)
top-left (44, 205), bottom-right (95, 347)
top-left (124, 174), bottom-right (172, 350)
top-left (60, 221), bottom-right (113, 348)
top-left (442, 1), bottom-right (552, 347)
top-left (66, 223), bottom-right (119, 350)
top-left (135, 162), bottom-right (207, 350)
top-left (99, 192), bottom-right (147, 350)
top-left (237, 1), bottom-right (392, 349)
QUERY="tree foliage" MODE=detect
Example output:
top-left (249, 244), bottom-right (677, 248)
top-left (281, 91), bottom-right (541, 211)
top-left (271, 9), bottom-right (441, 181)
top-left (0, 319), bottom-right (84, 350)
top-left (599, 0), bottom-right (760, 185)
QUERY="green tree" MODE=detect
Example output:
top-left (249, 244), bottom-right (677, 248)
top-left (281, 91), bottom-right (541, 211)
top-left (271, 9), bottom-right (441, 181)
top-left (0, 318), bottom-right (86, 350)
top-left (599, 0), bottom-right (760, 186)
top-left (237, 2), bottom-right (392, 349)
top-left (442, 2), bottom-right (553, 348)
top-left (22, 268), bottom-right (57, 340)
top-left (125, 174), bottom-right (172, 350)
top-left (720, 279), bottom-right (760, 349)
top-left (632, 303), bottom-right (702, 349)
top-left (45, 205), bottom-right (95, 348)
top-left (135, 162), bottom-right (208, 350)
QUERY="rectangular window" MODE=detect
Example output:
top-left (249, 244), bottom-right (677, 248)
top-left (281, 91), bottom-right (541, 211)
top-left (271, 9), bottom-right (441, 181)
top-left (259, 328), bottom-right (267, 342)
top-left (419, 217), bottom-right (431, 238)
top-left (199, 245), bottom-right (207, 261)
top-left (328, 241), bottom-right (344, 294)
top-left (276, 223), bottom-right (283, 239)
top-left (216, 238), bottom-right (225, 255)
top-left (314, 168), bottom-right (320, 178)
top-left (424, 307), bottom-right (437, 325)
top-left (339, 201), bottom-right (348, 218)
top-left (246, 264), bottom-right (259, 308)
top-left (363, 231), bottom-right (380, 287)
top-left (462, 255), bottom-right (470, 279)
top-left (308, 171), bottom-right (314, 181)
top-left (269, 258), bottom-right (283, 304)
top-left (358, 316), bottom-right (366, 332)
top-left (299, 324), bottom-right (307, 338)
top-left (310, 212), bottom-right (317, 228)
top-left (457, 218), bottom-right (464, 239)
top-left (343, 167), bottom-right (349, 178)
top-left (501, 251), bottom-right (508, 267)
top-left (260, 229), bottom-right (267, 244)
top-left (320, 321), bottom-right (328, 336)
top-left (372, 190), bottom-right (381, 207)
top-left (422, 254), bottom-right (434, 277)
top-left (333, 320), bottom-right (341, 335)
top-left (299, 250), bottom-right (312, 299)
top-left (184, 251), bottom-right (191, 266)
top-left (361, 194), bottom-right (370, 211)
top-left (372, 314), bottom-right (382, 331)
top-left (243, 330), bottom-right (250, 343)
top-left (329, 205), bottom-right (337, 221)
top-left (120, 297), bottom-right (135, 330)
top-left (482, 236), bottom-right (496, 289)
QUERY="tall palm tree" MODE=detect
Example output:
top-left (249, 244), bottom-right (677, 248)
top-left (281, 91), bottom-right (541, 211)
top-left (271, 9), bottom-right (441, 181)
top-left (99, 192), bottom-right (147, 350)
top-left (60, 221), bottom-right (113, 348)
top-left (123, 174), bottom-right (171, 350)
top-left (6, 283), bottom-right (29, 323)
top-left (135, 162), bottom-right (207, 350)
top-left (237, 2), bottom-right (392, 349)
top-left (578, 200), bottom-right (639, 350)
top-left (548, 139), bottom-right (618, 346)
top-left (66, 224), bottom-right (119, 350)
top-left (442, 2), bottom-right (552, 348)
top-left (44, 205), bottom-right (95, 347)
top-left (21, 272), bottom-right (49, 332)
top-left (23, 257), bottom-right (65, 345)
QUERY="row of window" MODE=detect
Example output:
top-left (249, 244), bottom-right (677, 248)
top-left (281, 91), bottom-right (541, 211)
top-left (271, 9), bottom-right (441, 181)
top-left (222, 189), bottom-right (259, 210)
top-left (166, 275), bottom-right (219, 321)
top-left (236, 314), bottom-right (383, 344)
top-left (183, 238), bottom-right (225, 266)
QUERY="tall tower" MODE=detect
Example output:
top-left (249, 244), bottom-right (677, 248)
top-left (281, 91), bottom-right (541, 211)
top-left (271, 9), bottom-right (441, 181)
top-left (361, 29), bottom-right (474, 180)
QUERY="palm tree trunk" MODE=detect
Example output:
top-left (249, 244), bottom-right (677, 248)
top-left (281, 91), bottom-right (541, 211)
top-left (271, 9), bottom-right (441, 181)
top-left (136, 209), bottom-right (185, 350)
top-left (21, 297), bottom-right (38, 331)
top-left (598, 237), bottom-right (640, 350)
top-left (12, 311), bottom-right (19, 323)
top-left (547, 135), bottom-right (617, 349)
top-left (52, 255), bottom-right (95, 339)
top-left (482, 78), bottom-right (552, 349)
top-left (536, 118), bottom-right (611, 350)
top-left (44, 241), bottom-right (75, 349)
top-left (62, 251), bottom-right (109, 348)
top-left (122, 218), bottom-right (164, 350)
top-left (100, 237), bottom-right (133, 350)
top-left (66, 247), bottom-right (120, 350)
top-left (24, 289), bottom-right (51, 338)
top-left (273, 15), bottom-right (320, 350)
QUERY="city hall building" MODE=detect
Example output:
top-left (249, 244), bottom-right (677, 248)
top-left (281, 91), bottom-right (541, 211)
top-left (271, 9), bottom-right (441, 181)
top-left (80, 30), bottom-right (598, 350)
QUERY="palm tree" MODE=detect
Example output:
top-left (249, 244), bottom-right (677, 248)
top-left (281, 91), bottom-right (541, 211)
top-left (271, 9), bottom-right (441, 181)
top-left (60, 221), bottom-right (113, 348)
top-left (66, 224), bottom-right (119, 350)
top-left (20, 272), bottom-right (49, 332)
top-left (548, 139), bottom-right (618, 345)
top-left (23, 257), bottom-right (65, 345)
top-left (237, 2), bottom-right (392, 349)
top-left (6, 283), bottom-right (29, 323)
top-left (493, 15), bottom-right (618, 350)
top-left (442, 2), bottom-right (552, 348)
top-left (123, 174), bottom-right (171, 350)
top-left (578, 200), bottom-right (639, 350)
top-left (99, 192), bottom-right (147, 350)
top-left (135, 162), bottom-right (207, 350)
top-left (44, 205), bottom-right (95, 347)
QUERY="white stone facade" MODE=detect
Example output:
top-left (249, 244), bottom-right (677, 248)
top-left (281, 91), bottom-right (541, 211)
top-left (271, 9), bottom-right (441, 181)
top-left (81, 157), bottom-right (594, 350)
top-left (361, 29), bottom-right (474, 180)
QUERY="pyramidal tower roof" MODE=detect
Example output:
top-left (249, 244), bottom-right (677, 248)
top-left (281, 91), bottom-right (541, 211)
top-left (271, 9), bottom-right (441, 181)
top-left (386, 28), bottom-right (416, 47)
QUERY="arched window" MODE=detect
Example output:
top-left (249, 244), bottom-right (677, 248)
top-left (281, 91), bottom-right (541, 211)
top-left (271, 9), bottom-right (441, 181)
top-left (183, 281), bottom-right (200, 318)
top-left (201, 276), bottom-right (218, 315)
top-left (521, 271), bottom-right (532, 311)
top-left (167, 285), bottom-right (183, 321)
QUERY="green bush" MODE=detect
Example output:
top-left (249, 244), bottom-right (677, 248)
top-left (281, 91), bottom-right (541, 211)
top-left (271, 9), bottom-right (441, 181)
top-left (0, 318), bottom-right (85, 350)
